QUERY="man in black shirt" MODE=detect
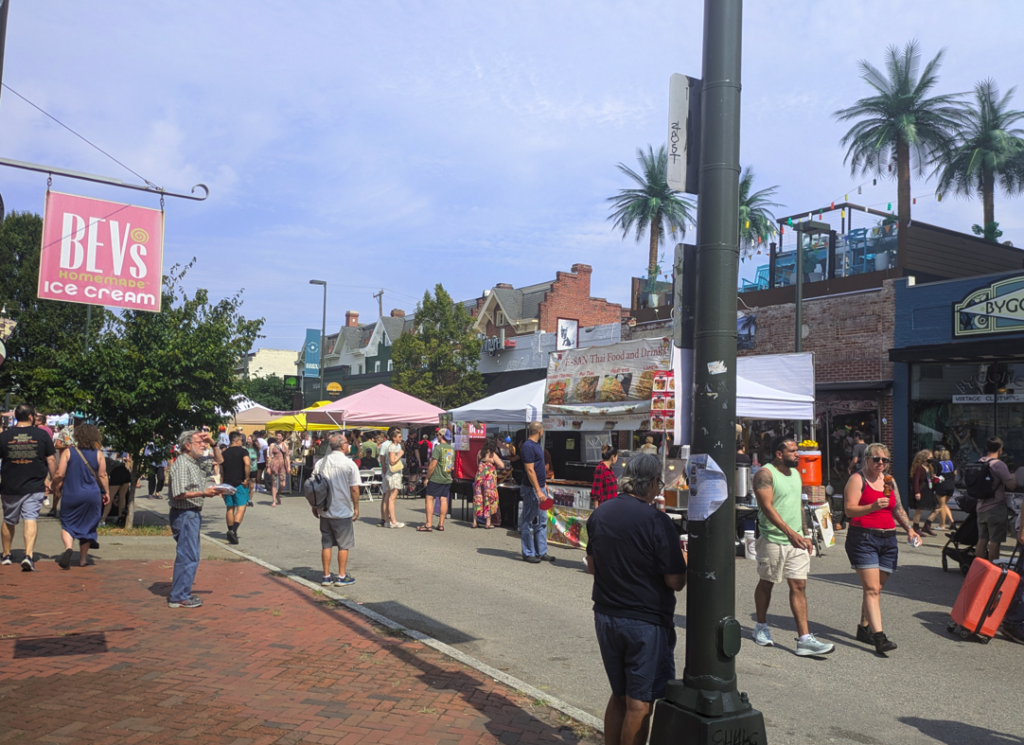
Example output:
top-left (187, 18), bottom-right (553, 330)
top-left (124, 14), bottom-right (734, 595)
top-left (586, 453), bottom-right (686, 745)
top-left (220, 431), bottom-right (251, 545)
top-left (1, 404), bottom-right (58, 570)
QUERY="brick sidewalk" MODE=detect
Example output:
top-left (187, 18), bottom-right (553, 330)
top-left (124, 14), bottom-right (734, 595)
top-left (0, 559), bottom-right (597, 745)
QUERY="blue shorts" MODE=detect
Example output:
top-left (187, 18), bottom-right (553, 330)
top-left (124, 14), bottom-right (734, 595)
top-left (845, 527), bottom-right (899, 573)
top-left (222, 485), bottom-right (250, 508)
top-left (425, 481), bottom-right (450, 500)
top-left (594, 612), bottom-right (676, 702)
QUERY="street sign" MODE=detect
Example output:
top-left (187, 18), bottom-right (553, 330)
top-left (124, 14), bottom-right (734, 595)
top-left (667, 74), bottom-right (701, 195)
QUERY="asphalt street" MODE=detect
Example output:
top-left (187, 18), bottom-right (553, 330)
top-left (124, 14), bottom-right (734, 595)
top-left (134, 489), bottom-right (1022, 745)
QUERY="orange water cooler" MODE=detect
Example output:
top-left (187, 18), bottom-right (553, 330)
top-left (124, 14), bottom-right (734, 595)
top-left (798, 450), bottom-right (822, 486)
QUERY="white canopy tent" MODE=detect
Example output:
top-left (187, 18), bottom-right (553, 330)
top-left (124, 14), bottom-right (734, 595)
top-left (673, 349), bottom-right (815, 443)
top-left (447, 380), bottom-right (545, 424)
top-left (735, 353), bottom-right (815, 420)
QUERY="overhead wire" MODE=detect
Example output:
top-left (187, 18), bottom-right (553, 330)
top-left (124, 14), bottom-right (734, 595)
top-left (2, 83), bottom-right (157, 187)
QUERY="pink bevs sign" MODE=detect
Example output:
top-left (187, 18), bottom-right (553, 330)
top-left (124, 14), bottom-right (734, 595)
top-left (37, 191), bottom-right (164, 312)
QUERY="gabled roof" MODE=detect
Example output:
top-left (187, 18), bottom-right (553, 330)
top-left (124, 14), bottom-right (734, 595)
top-left (380, 316), bottom-right (414, 342)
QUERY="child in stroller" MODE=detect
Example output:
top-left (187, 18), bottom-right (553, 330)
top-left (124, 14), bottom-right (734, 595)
top-left (942, 494), bottom-right (978, 575)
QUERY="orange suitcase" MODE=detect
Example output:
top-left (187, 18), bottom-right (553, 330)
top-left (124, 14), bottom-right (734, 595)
top-left (948, 547), bottom-right (1021, 643)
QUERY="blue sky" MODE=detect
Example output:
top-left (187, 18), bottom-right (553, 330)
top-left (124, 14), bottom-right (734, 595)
top-left (3, 1), bottom-right (1023, 352)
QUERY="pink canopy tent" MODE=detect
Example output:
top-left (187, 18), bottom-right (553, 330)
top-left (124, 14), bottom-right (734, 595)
top-left (304, 384), bottom-right (444, 427)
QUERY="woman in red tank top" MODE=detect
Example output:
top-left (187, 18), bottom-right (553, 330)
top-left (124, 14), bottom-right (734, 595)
top-left (843, 443), bottom-right (920, 655)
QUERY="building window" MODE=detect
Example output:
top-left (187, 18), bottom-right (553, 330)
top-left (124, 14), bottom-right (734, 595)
top-left (358, 364), bottom-right (363, 375)
top-left (375, 361), bottom-right (381, 373)
top-left (496, 310), bottom-right (505, 327)
top-left (387, 360), bottom-right (393, 371)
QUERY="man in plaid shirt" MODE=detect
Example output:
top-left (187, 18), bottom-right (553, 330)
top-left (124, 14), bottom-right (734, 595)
top-left (167, 428), bottom-right (223, 609)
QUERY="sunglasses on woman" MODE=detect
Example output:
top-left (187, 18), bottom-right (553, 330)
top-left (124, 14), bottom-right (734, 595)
top-left (871, 456), bottom-right (890, 464)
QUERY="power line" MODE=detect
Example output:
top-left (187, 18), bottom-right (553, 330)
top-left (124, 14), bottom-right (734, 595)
top-left (2, 83), bottom-right (156, 187)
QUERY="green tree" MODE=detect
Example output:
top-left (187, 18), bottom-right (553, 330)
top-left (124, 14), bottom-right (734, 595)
top-left (70, 261), bottom-right (263, 526)
top-left (607, 144), bottom-right (695, 276)
top-left (244, 373), bottom-right (293, 411)
top-left (0, 212), bottom-right (108, 409)
top-left (738, 166), bottom-right (782, 257)
top-left (935, 79), bottom-right (1024, 230)
top-left (390, 284), bottom-right (483, 410)
top-left (833, 40), bottom-right (963, 232)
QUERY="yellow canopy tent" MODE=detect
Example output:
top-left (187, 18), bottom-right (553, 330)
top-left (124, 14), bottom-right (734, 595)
top-left (264, 401), bottom-right (338, 432)
top-left (264, 402), bottom-right (388, 433)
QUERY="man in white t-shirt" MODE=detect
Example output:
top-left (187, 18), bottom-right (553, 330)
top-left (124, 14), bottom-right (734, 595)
top-left (311, 432), bottom-right (362, 587)
top-left (256, 432), bottom-right (269, 492)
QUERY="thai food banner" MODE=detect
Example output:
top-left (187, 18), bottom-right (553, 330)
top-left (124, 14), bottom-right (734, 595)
top-left (545, 337), bottom-right (672, 409)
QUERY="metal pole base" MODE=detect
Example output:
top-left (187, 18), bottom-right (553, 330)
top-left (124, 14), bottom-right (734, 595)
top-left (650, 682), bottom-right (766, 744)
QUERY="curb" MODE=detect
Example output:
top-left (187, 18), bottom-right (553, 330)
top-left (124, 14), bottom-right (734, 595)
top-left (197, 532), bottom-right (605, 734)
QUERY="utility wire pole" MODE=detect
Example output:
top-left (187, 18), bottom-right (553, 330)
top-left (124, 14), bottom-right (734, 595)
top-left (652, 1), bottom-right (767, 742)
top-left (373, 289), bottom-right (384, 318)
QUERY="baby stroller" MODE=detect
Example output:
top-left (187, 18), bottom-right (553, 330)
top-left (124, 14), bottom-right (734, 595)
top-left (941, 494), bottom-right (978, 576)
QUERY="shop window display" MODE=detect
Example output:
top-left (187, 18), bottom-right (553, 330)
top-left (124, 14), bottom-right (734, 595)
top-left (910, 362), bottom-right (1024, 477)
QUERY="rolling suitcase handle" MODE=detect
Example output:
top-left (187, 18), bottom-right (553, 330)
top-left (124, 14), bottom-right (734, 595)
top-left (974, 544), bottom-right (1021, 636)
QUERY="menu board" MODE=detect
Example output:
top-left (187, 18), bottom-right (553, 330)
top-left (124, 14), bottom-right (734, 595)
top-left (545, 338), bottom-right (672, 407)
top-left (452, 421), bottom-right (486, 451)
top-left (649, 371), bottom-right (676, 432)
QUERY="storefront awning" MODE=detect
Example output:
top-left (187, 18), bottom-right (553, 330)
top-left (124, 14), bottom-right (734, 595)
top-left (890, 338), bottom-right (1024, 363)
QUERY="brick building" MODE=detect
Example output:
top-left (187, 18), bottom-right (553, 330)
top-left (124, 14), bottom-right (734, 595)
top-left (467, 264), bottom-right (626, 393)
top-left (736, 202), bottom-right (1024, 493)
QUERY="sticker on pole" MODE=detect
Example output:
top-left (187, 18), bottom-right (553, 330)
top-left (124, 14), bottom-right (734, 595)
top-left (687, 454), bottom-right (729, 521)
top-left (37, 191), bottom-right (164, 312)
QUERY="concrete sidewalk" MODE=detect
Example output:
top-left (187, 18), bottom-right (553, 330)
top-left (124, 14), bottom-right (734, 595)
top-left (0, 556), bottom-right (597, 745)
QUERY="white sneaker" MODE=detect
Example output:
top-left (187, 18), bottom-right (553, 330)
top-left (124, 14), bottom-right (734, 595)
top-left (753, 626), bottom-right (774, 646)
top-left (389, 522), bottom-right (405, 529)
top-left (796, 633), bottom-right (835, 656)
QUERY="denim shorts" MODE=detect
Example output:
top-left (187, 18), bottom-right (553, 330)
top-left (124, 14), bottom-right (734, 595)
top-left (594, 612), bottom-right (676, 702)
top-left (845, 527), bottom-right (899, 573)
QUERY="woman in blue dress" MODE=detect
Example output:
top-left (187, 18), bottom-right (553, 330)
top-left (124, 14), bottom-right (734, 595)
top-left (53, 424), bottom-right (109, 569)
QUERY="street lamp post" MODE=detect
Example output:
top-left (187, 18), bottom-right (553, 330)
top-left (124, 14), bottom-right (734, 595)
top-left (651, 0), bottom-right (767, 742)
top-left (309, 280), bottom-right (327, 404)
top-left (792, 220), bottom-right (828, 442)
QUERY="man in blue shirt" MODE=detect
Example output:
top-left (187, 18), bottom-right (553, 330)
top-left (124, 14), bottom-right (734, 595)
top-left (586, 453), bottom-right (687, 745)
top-left (519, 421), bottom-right (552, 563)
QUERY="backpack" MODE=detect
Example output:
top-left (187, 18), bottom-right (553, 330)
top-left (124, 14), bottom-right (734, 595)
top-left (303, 471), bottom-right (332, 512)
top-left (962, 459), bottom-right (997, 501)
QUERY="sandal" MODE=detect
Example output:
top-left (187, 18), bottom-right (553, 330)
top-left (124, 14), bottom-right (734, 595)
top-left (416, 525), bottom-right (433, 532)
top-left (436, 525), bottom-right (445, 531)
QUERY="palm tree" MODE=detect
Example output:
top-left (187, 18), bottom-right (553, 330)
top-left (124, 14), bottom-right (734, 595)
top-left (738, 166), bottom-right (782, 258)
top-left (935, 79), bottom-right (1024, 229)
top-left (833, 40), bottom-right (963, 232)
top-left (607, 144), bottom-right (695, 275)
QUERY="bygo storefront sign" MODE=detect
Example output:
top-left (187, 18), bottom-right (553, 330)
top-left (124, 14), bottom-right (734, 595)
top-left (954, 275), bottom-right (1024, 337)
top-left (37, 191), bottom-right (164, 312)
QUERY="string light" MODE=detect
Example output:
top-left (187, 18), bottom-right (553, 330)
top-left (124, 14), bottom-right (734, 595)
top-left (841, 209), bottom-right (846, 218)
top-left (887, 202), bottom-right (892, 211)
top-left (872, 179), bottom-right (877, 186)
top-left (938, 193), bottom-right (942, 202)
top-left (913, 197), bottom-right (917, 205)
top-left (858, 186), bottom-right (862, 194)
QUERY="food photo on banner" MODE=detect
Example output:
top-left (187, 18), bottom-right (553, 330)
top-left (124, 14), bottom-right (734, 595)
top-left (37, 191), bottom-right (165, 312)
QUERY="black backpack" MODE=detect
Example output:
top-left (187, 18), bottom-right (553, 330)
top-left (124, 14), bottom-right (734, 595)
top-left (962, 459), bottom-right (997, 501)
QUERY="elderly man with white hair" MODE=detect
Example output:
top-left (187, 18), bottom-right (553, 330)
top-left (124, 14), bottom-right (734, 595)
top-left (310, 431), bottom-right (362, 587)
top-left (166, 428), bottom-right (222, 609)
top-left (585, 453), bottom-right (687, 745)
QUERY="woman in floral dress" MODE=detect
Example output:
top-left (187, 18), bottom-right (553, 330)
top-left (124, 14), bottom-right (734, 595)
top-left (473, 441), bottom-right (504, 529)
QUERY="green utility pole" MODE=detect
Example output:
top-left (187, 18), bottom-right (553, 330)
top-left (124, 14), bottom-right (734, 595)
top-left (651, 0), bottom-right (767, 741)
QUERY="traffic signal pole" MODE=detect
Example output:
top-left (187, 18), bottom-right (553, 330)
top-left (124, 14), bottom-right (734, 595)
top-left (651, 0), bottom-right (767, 741)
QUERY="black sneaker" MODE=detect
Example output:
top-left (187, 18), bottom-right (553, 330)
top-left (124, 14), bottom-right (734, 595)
top-left (522, 555), bottom-right (542, 564)
top-left (168, 595), bottom-right (203, 609)
top-left (856, 624), bottom-right (872, 643)
top-left (58, 549), bottom-right (74, 570)
top-left (538, 554), bottom-right (556, 563)
top-left (21, 556), bottom-right (35, 572)
top-left (871, 631), bottom-right (897, 654)
top-left (0, 554), bottom-right (12, 566)
top-left (227, 529), bottom-right (239, 545)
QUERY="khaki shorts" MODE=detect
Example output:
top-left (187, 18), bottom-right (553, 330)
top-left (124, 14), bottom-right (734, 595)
top-left (755, 536), bottom-right (810, 583)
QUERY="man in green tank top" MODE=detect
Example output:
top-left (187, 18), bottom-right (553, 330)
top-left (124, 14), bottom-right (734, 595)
top-left (750, 436), bottom-right (835, 657)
